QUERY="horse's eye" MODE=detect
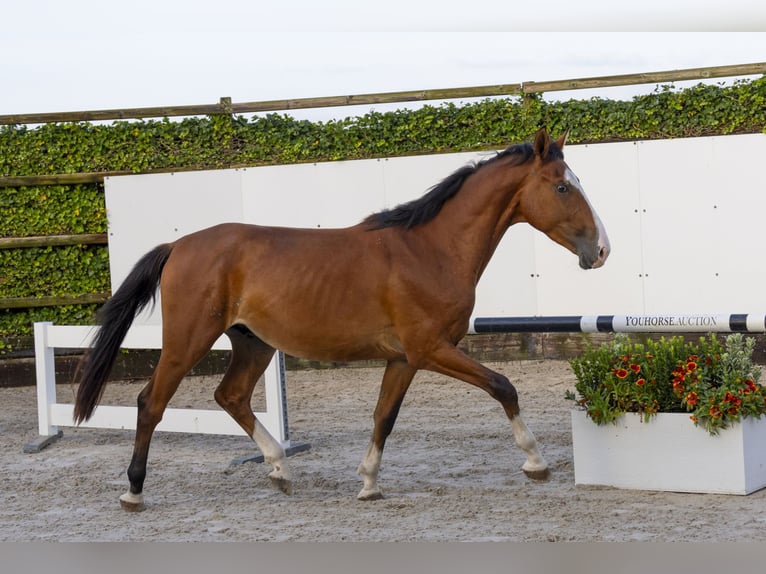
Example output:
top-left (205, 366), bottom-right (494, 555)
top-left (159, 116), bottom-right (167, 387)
top-left (556, 183), bottom-right (569, 193)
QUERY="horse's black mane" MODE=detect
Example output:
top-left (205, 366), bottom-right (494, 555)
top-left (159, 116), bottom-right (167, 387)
top-left (363, 141), bottom-right (563, 230)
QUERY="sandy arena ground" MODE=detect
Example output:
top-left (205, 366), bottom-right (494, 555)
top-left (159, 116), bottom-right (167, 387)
top-left (2, 359), bottom-right (765, 542)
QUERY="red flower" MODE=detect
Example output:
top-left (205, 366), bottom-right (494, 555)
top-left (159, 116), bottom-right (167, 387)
top-left (629, 364), bottom-right (641, 374)
top-left (710, 405), bottom-right (722, 419)
top-left (724, 392), bottom-right (742, 406)
top-left (613, 368), bottom-right (629, 379)
top-left (728, 405), bottom-right (740, 416)
top-left (686, 361), bottom-right (698, 372)
top-left (636, 378), bottom-right (646, 387)
top-left (685, 391), bottom-right (699, 406)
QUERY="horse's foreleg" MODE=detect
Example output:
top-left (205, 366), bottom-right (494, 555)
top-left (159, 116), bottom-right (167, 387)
top-left (422, 343), bottom-right (549, 481)
top-left (509, 413), bottom-right (549, 480)
top-left (357, 360), bottom-right (416, 500)
top-left (216, 328), bottom-right (291, 494)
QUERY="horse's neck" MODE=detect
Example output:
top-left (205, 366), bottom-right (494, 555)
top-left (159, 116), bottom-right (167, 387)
top-left (420, 162), bottom-right (525, 283)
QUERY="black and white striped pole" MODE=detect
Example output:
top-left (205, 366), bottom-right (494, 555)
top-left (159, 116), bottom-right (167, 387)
top-left (468, 314), bottom-right (766, 334)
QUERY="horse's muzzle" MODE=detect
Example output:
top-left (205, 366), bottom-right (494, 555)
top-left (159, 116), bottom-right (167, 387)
top-left (579, 238), bottom-right (610, 270)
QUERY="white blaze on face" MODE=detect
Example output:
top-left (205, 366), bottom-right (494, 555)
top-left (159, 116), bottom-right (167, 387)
top-left (565, 166), bottom-right (610, 268)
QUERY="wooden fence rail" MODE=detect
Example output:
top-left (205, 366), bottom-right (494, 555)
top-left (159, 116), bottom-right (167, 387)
top-left (0, 293), bottom-right (110, 310)
top-left (520, 62), bottom-right (766, 93)
top-left (1, 62), bottom-right (764, 126)
top-left (0, 233), bottom-right (108, 249)
top-left (0, 168), bottom-right (202, 188)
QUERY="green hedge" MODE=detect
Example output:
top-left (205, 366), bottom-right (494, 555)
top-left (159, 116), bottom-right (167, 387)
top-left (3, 79), bottom-right (764, 178)
top-left (1, 184), bottom-right (107, 236)
top-left (1, 78), bottom-right (765, 347)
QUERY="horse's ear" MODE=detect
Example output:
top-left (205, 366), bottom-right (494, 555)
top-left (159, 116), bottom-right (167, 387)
top-left (533, 127), bottom-right (550, 158)
top-left (555, 129), bottom-right (570, 149)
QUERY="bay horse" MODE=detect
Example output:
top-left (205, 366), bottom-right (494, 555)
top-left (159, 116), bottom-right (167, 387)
top-left (74, 127), bottom-right (610, 511)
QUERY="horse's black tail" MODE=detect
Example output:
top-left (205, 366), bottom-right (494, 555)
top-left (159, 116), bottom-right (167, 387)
top-left (73, 243), bottom-right (174, 424)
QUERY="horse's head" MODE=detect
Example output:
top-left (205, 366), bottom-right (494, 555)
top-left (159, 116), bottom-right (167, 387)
top-left (515, 128), bottom-right (610, 269)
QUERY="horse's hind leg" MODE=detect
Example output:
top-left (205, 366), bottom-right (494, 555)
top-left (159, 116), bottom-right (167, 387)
top-left (119, 306), bottom-right (227, 511)
top-left (357, 359), bottom-right (417, 500)
top-left (120, 348), bottom-right (209, 511)
top-left (215, 326), bottom-right (292, 495)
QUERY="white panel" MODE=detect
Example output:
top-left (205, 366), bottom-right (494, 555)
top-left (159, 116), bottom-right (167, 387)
top-left (241, 160), bottom-right (386, 228)
top-left (638, 138), bottom-right (719, 314)
top-left (105, 169), bottom-right (244, 324)
top-left (535, 141), bottom-right (645, 315)
top-left (379, 152), bottom-right (481, 208)
top-left (706, 134), bottom-right (766, 313)
top-left (475, 225), bottom-right (538, 316)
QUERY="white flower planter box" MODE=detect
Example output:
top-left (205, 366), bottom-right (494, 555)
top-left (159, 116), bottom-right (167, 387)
top-left (570, 410), bottom-right (766, 495)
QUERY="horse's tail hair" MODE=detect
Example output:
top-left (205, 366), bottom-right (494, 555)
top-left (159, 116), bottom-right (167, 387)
top-left (73, 243), bottom-right (174, 424)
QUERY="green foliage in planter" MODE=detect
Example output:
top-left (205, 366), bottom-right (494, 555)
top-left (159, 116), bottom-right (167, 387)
top-left (569, 334), bottom-right (766, 435)
top-left (0, 77), bottom-right (765, 344)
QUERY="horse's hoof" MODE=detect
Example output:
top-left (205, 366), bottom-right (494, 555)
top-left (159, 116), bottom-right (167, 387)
top-left (270, 475), bottom-right (293, 495)
top-left (357, 487), bottom-right (384, 501)
top-left (523, 467), bottom-right (551, 481)
top-left (119, 491), bottom-right (146, 512)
